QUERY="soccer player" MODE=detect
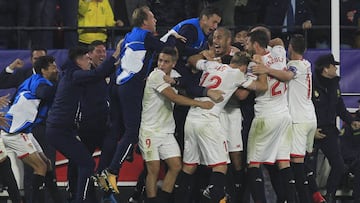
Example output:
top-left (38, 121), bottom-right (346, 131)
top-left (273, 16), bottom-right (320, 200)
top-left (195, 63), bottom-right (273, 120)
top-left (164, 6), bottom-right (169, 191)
top-left (207, 27), bottom-right (247, 202)
top-left (139, 47), bottom-right (214, 203)
top-left (245, 29), bottom-right (296, 203)
top-left (0, 56), bottom-right (58, 203)
top-left (174, 51), bottom-right (268, 203)
top-left (0, 94), bottom-right (22, 203)
top-left (253, 34), bottom-right (317, 202)
top-left (96, 6), bottom-right (186, 194)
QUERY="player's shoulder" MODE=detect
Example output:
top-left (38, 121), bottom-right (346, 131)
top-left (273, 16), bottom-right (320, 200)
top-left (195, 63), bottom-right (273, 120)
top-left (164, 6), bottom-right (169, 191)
top-left (149, 68), bottom-right (165, 76)
top-left (270, 45), bottom-right (286, 55)
top-left (287, 59), bottom-right (311, 68)
top-left (148, 68), bottom-right (165, 82)
top-left (197, 59), bottom-right (221, 69)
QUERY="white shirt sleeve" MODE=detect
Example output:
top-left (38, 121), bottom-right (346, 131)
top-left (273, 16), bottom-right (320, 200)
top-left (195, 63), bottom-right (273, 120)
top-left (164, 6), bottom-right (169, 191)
top-left (196, 60), bottom-right (221, 71)
top-left (149, 69), bottom-right (171, 93)
top-left (5, 66), bottom-right (14, 73)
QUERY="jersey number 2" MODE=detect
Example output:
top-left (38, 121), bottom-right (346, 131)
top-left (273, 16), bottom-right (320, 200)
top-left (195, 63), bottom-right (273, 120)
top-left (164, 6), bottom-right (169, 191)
top-left (199, 72), bottom-right (222, 89)
top-left (271, 80), bottom-right (286, 96)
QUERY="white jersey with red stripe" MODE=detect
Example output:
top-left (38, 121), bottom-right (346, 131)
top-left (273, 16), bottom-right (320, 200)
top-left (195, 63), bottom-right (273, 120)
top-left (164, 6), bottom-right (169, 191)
top-left (187, 60), bottom-right (246, 118)
top-left (253, 45), bottom-right (289, 117)
top-left (287, 59), bottom-right (317, 123)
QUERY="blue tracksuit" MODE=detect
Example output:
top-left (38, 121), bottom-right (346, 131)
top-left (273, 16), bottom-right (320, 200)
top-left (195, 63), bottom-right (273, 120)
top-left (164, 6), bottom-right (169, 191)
top-left (108, 27), bottom-right (176, 174)
top-left (1, 74), bottom-right (55, 133)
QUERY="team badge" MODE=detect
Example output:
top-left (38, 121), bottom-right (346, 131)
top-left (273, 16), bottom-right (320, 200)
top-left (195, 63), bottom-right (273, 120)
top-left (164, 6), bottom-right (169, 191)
top-left (314, 90), bottom-right (319, 98)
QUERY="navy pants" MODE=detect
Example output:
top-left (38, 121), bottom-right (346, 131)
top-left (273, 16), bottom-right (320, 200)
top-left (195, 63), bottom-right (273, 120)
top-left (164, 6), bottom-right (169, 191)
top-left (46, 126), bottom-right (97, 203)
top-left (108, 81), bottom-right (143, 174)
top-left (313, 126), bottom-right (345, 195)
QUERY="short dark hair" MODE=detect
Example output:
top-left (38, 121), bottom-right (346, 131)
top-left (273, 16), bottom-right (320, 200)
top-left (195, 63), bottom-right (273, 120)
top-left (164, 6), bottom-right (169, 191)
top-left (199, 6), bottom-right (222, 19)
top-left (216, 27), bottom-right (232, 40)
top-left (30, 47), bottom-right (47, 58)
top-left (289, 34), bottom-right (306, 55)
top-left (88, 40), bottom-right (106, 52)
top-left (248, 30), bottom-right (269, 49)
top-left (34, 55), bottom-right (55, 74)
top-left (68, 46), bottom-right (89, 61)
top-left (131, 6), bottom-right (151, 27)
top-left (160, 47), bottom-right (178, 62)
top-left (248, 24), bottom-right (271, 39)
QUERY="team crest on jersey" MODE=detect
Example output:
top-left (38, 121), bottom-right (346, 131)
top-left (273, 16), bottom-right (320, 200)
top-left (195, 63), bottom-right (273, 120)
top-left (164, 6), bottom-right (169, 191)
top-left (337, 89), bottom-right (341, 98)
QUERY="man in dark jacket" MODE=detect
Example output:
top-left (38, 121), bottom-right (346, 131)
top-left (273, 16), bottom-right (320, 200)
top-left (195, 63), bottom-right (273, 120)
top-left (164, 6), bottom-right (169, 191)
top-left (65, 40), bottom-right (118, 203)
top-left (46, 42), bottom-right (121, 203)
top-left (311, 53), bottom-right (360, 202)
top-left (263, 0), bottom-right (313, 45)
top-left (340, 99), bottom-right (360, 202)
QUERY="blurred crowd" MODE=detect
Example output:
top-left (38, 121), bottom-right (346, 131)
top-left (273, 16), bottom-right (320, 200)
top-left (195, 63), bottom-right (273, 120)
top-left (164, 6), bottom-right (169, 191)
top-left (1, 0), bottom-right (360, 50)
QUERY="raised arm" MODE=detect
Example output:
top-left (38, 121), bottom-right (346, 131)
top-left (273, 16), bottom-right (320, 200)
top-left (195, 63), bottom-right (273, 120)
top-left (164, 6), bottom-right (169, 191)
top-left (187, 53), bottom-right (206, 68)
top-left (161, 86), bottom-right (214, 109)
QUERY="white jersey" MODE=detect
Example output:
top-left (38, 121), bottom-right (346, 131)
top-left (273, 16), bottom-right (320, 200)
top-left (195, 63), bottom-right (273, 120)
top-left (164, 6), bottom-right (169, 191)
top-left (140, 68), bottom-right (181, 134)
top-left (252, 45), bottom-right (289, 117)
top-left (287, 59), bottom-right (317, 123)
top-left (187, 60), bottom-right (246, 118)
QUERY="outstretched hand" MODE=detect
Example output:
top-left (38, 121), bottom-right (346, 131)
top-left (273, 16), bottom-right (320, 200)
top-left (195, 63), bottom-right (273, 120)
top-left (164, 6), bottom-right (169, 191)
top-left (314, 128), bottom-right (326, 139)
top-left (0, 94), bottom-right (10, 108)
top-left (163, 75), bottom-right (176, 85)
top-left (172, 32), bottom-right (187, 43)
top-left (207, 89), bottom-right (224, 103)
top-left (112, 39), bottom-right (124, 60)
top-left (351, 121), bottom-right (360, 130)
top-left (9, 59), bottom-right (25, 71)
top-left (0, 115), bottom-right (9, 128)
top-left (198, 101), bottom-right (214, 109)
top-left (251, 55), bottom-right (268, 75)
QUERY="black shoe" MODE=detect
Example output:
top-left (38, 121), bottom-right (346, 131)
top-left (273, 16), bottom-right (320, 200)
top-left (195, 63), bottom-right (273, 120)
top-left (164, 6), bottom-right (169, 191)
top-left (324, 193), bottom-right (334, 203)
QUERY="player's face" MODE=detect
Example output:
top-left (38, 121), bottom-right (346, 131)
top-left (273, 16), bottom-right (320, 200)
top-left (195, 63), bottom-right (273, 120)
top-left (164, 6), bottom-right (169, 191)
top-left (143, 10), bottom-right (157, 33)
top-left (245, 37), bottom-right (255, 55)
top-left (239, 64), bottom-right (247, 73)
top-left (158, 53), bottom-right (176, 75)
top-left (213, 29), bottom-right (231, 57)
top-left (89, 44), bottom-right (106, 68)
top-left (234, 31), bottom-right (248, 44)
top-left (31, 50), bottom-right (47, 65)
top-left (324, 64), bottom-right (338, 78)
top-left (76, 54), bottom-right (92, 70)
top-left (42, 62), bottom-right (58, 82)
top-left (201, 14), bottom-right (221, 35)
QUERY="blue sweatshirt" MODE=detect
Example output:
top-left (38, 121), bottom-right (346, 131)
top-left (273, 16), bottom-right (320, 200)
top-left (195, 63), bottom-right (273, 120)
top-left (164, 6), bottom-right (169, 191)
top-left (2, 74), bottom-right (55, 133)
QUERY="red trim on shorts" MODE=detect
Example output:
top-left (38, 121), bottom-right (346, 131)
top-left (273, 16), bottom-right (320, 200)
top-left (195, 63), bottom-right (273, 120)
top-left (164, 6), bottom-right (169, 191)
top-left (249, 161), bottom-right (276, 165)
top-left (276, 159), bottom-right (290, 163)
top-left (183, 162), bottom-right (198, 166)
top-left (18, 153), bottom-right (30, 159)
top-left (208, 162), bottom-right (227, 167)
top-left (290, 153), bottom-right (305, 158)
